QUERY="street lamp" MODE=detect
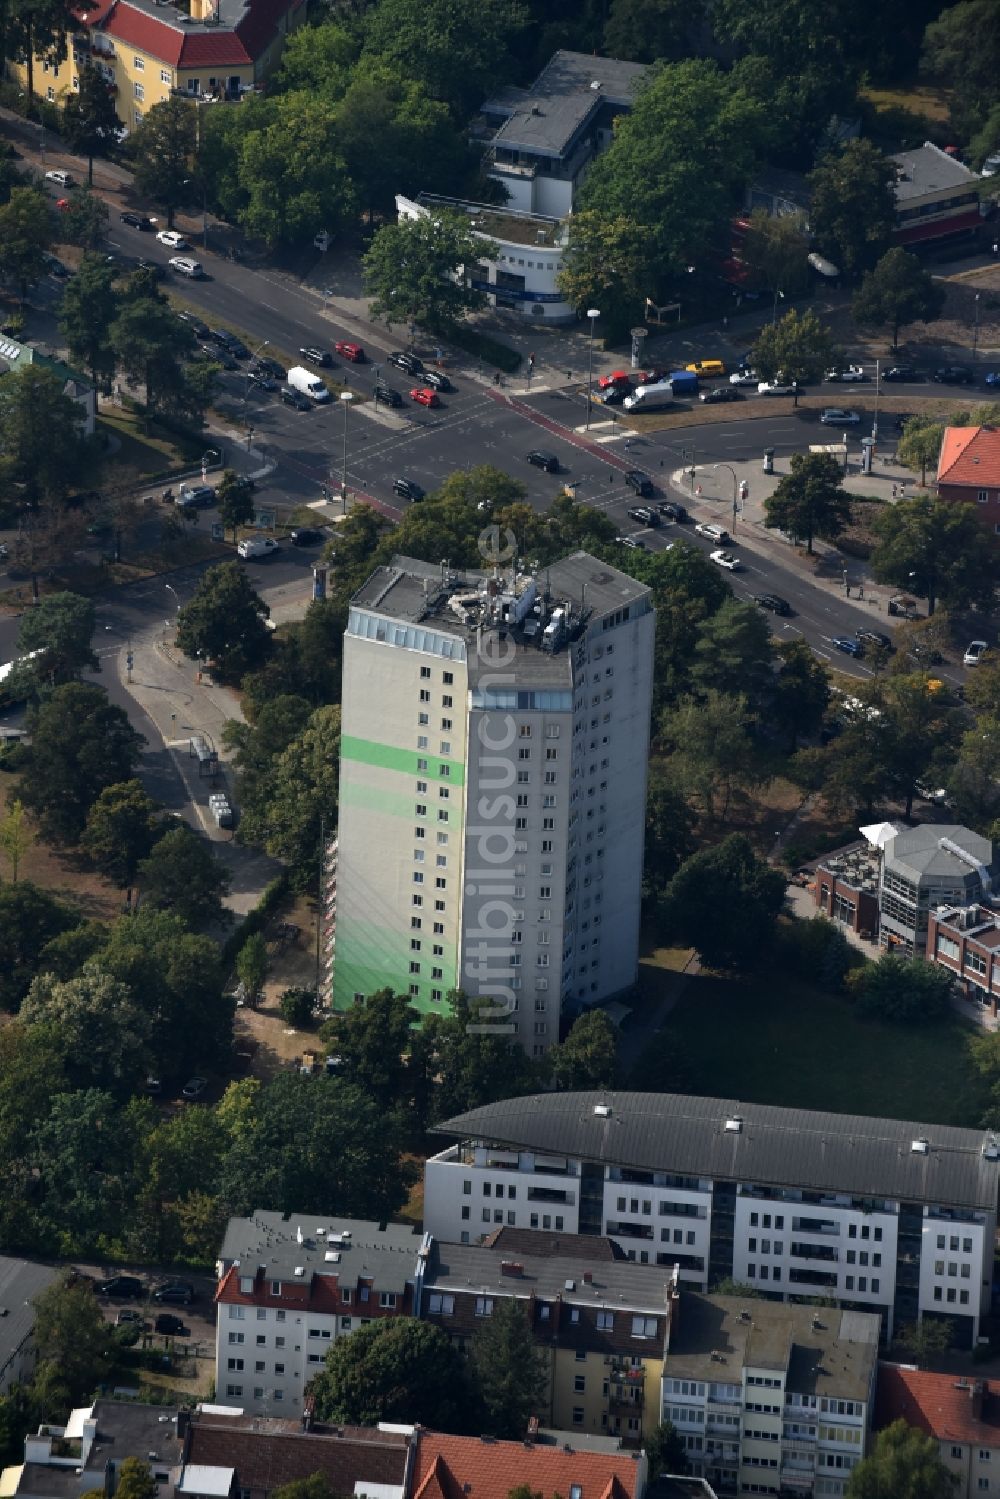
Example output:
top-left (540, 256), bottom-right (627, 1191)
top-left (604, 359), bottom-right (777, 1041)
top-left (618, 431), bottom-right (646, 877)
top-left (973, 292), bottom-right (981, 360)
top-left (714, 462), bottom-right (739, 532)
top-left (585, 308), bottom-right (600, 430)
top-left (200, 447), bottom-right (219, 482)
top-left (772, 286), bottom-right (785, 325)
top-left (340, 391), bottom-right (354, 513)
top-left (243, 340), bottom-right (270, 427)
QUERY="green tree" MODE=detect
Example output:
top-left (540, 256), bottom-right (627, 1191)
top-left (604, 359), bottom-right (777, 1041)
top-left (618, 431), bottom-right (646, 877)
top-left (846, 1417), bottom-right (956, 1498)
top-left (644, 770), bottom-right (697, 892)
top-left (21, 683), bottom-right (144, 845)
top-left (0, 364), bottom-right (89, 508)
top-left (61, 184), bottom-right (109, 251)
top-left (364, 211), bottom-right (496, 333)
top-left (920, 0), bottom-right (1000, 135)
top-left (808, 140), bottom-right (897, 280)
top-left (81, 779), bottom-right (165, 889)
top-left (0, 882), bottom-right (76, 1011)
top-left (62, 65), bottom-right (123, 184)
top-left (893, 1318), bottom-right (954, 1364)
top-left (28, 1088), bottom-right (146, 1255)
top-left (113, 1461), bottom-right (157, 1499)
top-left (137, 824), bottom-right (230, 927)
top-left (949, 715), bottom-right (1000, 832)
top-left (309, 1317), bottom-right (470, 1429)
top-left (4, 0), bottom-right (78, 109)
top-left (764, 451), bottom-right (852, 554)
top-left (216, 469), bottom-right (255, 542)
top-left (771, 639), bottom-right (831, 749)
top-left (877, 673), bottom-right (961, 818)
top-left (218, 1072), bottom-right (414, 1220)
top-left (558, 211), bottom-right (655, 339)
top-left (419, 992), bottom-right (541, 1124)
top-left (472, 1297), bottom-right (548, 1438)
top-left (603, 0), bottom-right (692, 63)
top-left (270, 1479), bottom-right (334, 1499)
top-left (645, 1420), bottom-right (690, 1477)
top-left (109, 294), bottom-right (192, 413)
top-left (549, 1009), bottom-right (617, 1090)
top-left (223, 694), bottom-right (313, 812)
top-left (279, 987), bottom-right (317, 1028)
top-left (0, 185), bottom-right (52, 297)
top-left (851, 953), bottom-right (954, 1024)
top-left (59, 251), bottom-right (118, 393)
top-left (896, 418), bottom-right (943, 486)
top-left (321, 989), bottom-right (415, 1118)
top-left (235, 931), bottom-right (268, 1001)
top-left (360, 0), bottom-right (527, 119)
top-left (870, 496), bottom-right (996, 615)
top-left (751, 308), bottom-right (834, 397)
top-left (660, 691), bottom-right (760, 821)
top-left (741, 209), bottom-right (811, 299)
top-left (0, 798), bottom-right (33, 882)
top-left (21, 966), bottom-right (151, 1095)
top-left (32, 1273), bottom-right (110, 1406)
top-left (16, 589), bottom-right (98, 685)
top-left (175, 562), bottom-right (271, 681)
top-left (235, 704), bottom-right (340, 885)
top-left (661, 834), bottom-right (786, 969)
top-left (230, 93), bottom-right (355, 250)
top-left (336, 68), bottom-right (466, 224)
top-left (852, 247), bottom-right (945, 351)
top-left (274, 20), bottom-right (358, 95)
top-left (126, 98), bottom-right (196, 227)
top-left (690, 597), bottom-right (775, 707)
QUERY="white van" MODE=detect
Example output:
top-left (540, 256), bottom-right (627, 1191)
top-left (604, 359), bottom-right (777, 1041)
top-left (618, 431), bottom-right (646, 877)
top-left (237, 537), bottom-right (279, 560)
top-left (623, 381), bottom-right (674, 412)
top-left (287, 365), bottom-right (331, 403)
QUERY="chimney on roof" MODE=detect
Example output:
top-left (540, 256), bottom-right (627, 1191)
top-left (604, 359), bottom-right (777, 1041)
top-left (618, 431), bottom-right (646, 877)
top-left (973, 1382), bottom-right (986, 1421)
top-left (583, 1270), bottom-right (593, 1284)
top-left (500, 1261), bottom-right (523, 1277)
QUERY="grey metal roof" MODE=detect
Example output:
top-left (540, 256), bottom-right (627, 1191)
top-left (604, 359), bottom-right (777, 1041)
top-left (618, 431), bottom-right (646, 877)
top-left (432, 1092), bottom-right (1000, 1211)
top-left (883, 824), bottom-right (997, 886)
top-left (424, 1237), bottom-right (672, 1312)
top-left (664, 1294), bottom-right (878, 1401)
top-left (890, 141), bottom-right (979, 202)
top-left (219, 1212), bottom-right (423, 1292)
top-left (0, 1257), bottom-right (59, 1386)
top-left (488, 50), bottom-right (648, 159)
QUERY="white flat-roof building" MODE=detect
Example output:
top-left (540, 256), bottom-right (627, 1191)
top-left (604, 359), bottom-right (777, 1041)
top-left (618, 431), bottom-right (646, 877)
top-left (331, 553), bottom-right (654, 1050)
top-left (423, 1091), bottom-right (1000, 1347)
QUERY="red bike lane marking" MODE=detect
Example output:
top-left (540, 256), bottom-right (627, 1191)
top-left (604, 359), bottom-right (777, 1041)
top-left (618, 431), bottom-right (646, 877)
top-left (484, 389), bottom-right (635, 474)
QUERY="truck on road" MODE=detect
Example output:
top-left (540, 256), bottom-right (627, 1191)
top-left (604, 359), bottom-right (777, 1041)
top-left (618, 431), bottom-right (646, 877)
top-left (286, 366), bottom-right (331, 404)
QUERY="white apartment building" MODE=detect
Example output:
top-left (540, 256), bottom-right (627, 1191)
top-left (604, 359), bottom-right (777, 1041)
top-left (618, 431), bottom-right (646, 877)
top-left (214, 1212), bottom-right (426, 1415)
top-left (660, 1284), bottom-right (880, 1499)
top-left (331, 553), bottom-right (654, 1052)
top-left (423, 1092), bottom-right (1000, 1347)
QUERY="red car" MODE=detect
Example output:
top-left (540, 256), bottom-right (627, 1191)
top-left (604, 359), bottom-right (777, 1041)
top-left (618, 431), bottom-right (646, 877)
top-left (335, 341), bottom-right (365, 362)
top-left (410, 387), bottom-right (440, 408)
top-left (598, 370), bottom-right (631, 390)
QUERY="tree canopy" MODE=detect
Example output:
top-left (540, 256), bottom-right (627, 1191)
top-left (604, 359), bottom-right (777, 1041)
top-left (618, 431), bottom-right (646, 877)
top-left (309, 1316), bottom-right (471, 1429)
top-left (808, 141), bottom-right (897, 280)
top-left (21, 683), bottom-right (144, 845)
top-left (870, 496), bottom-right (996, 615)
top-left (852, 248), bottom-right (945, 350)
top-left (846, 1418), bottom-right (956, 1499)
top-left (363, 211), bottom-right (495, 332)
top-left (764, 451), bottom-right (852, 554)
top-left (176, 562), bottom-right (271, 681)
top-left (661, 834), bottom-right (786, 969)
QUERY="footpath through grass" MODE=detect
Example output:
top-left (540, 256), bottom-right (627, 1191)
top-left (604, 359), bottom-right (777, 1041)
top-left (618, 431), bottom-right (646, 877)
top-left (661, 972), bottom-right (988, 1128)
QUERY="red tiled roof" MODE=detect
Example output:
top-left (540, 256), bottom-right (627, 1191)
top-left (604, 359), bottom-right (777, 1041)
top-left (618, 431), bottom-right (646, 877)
top-left (179, 31), bottom-right (251, 65)
top-left (214, 1263), bottom-right (412, 1319)
top-left (412, 1431), bottom-right (643, 1499)
top-left (99, 0), bottom-right (298, 70)
top-left (876, 1365), bottom-right (1000, 1447)
top-left (937, 424), bottom-right (1000, 488)
top-left (103, 2), bottom-right (186, 66)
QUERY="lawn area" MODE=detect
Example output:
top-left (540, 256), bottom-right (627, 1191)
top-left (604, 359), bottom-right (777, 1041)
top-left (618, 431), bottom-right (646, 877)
top-left (98, 409), bottom-right (204, 486)
top-left (662, 971), bottom-right (990, 1128)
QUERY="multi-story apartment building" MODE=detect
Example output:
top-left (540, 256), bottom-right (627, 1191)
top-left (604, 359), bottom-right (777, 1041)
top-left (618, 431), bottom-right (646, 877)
top-left (661, 1285), bottom-right (880, 1499)
top-left (214, 1212), bottom-right (425, 1415)
top-left (423, 1092), bottom-right (1000, 1347)
top-left (876, 1365), bottom-right (1000, 1499)
top-left (927, 902), bottom-right (1000, 1018)
top-left (331, 553), bottom-right (654, 1052)
top-left (6, 0), bottom-right (303, 134)
top-left (416, 1227), bottom-right (670, 1445)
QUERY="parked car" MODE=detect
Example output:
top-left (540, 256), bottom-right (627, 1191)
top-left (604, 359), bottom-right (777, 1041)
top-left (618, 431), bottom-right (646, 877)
top-left (374, 384), bottom-right (403, 408)
top-left (249, 371), bottom-right (278, 392)
top-left (300, 346), bottom-right (334, 367)
top-left (686, 359), bottom-right (726, 378)
top-left (753, 593), bottom-right (791, 615)
top-left (120, 210), bottom-right (153, 230)
top-left (42, 251), bottom-right (69, 278)
top-left (410, 386), bottom-right (439, 408)
top-left (177, 310), bottom-right (210, 338)
top-left (616, 535), bottom-right (646, 550)
top-left (856, 628), bottom-right (893, 652)
top-left (154, 1313), bottom-right (190, 1336)
top-left (624, 469), bottom-right (655, 497)
top-left (658, 501), bottom-right (688, 521)
top-left (393, 477), bottom-right (425, 502)
top-left (526, 449), bottom-right (560, 473)
top-left (116, 1309), bottom-right (145, 1326)
top-left (281, 387), bottom-right (312, 411)
top-left (757, 379), bottom-right (797, 395)
top-left (832, 636), bottom-right (864, 656)
top-left (964, 639), bottom-right (989, 666)
top-left (290, 527), bottom-right (325, 546)
top-left (44, 169), bottom-right (73, 186)
top-left (694, 522), bottom-right (731, 543)
top-left (882, 365), bottom-right (920, 382)
top-left (388, 350), bottom-right (423, 375)
top-left (819, 408), bottom-right (861, 425)
top-left (334, 341), bottom-right (365, 362)
top-left (153, 1281), bottom-right (197, 1305)
top-left (710, 548), bottom-right (741, 570)
top-left (729, 368), bottom-right (759, 386)
top-left (211, 330), bottom-right (250, 359)
top-left (627, 506), bottom-right (659, 526)
top-left (700, 386), bottom-right (742, 403)
top-left (985, 371), bottom-right (1000, 387)
top-left (825, 364), bottom-right (867, 381)
top-left (251, 355), bottom-right (285, 378)
top-left (933, 365), bottom-right (973, 384)
top-left (598, 370), bottom-right (631, 390)
top-left (177, 485), bottom-right (214, 509)
top-left (98, 1275), bottom-right (143, 1299)
top-left (197, 343), bottom-right (237, 370)
top-left (181, 1076), bottom-right (208, 1099)
top-left (238, 537), bottom-right (279, 561)
top-left (168, 255), bottom-right (204, 278)
top-left (599, 384), bottom-right (628, 406)
top-left (156, 229), bottom-right (188, 249)
top-left (422, 369), bottom-right (452, 392)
